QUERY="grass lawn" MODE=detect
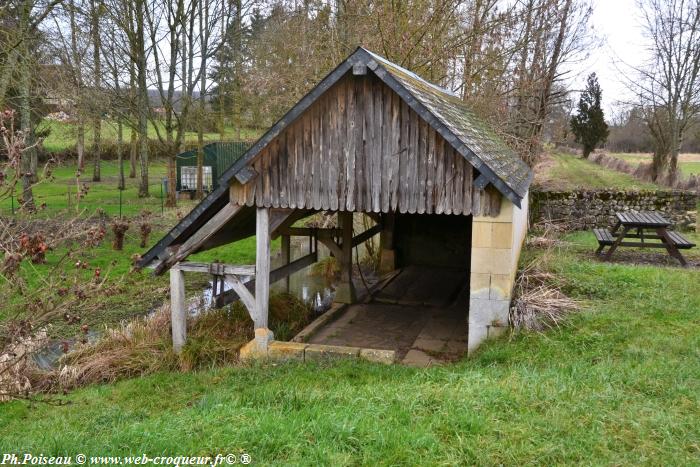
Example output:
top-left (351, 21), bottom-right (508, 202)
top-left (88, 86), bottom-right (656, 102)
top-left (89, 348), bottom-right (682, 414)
top-left (2, 232), bottom-right (699, 464)
top-left (1, 160), bottom-right (185, 218)
top-left (40, 120), bottom-right (263, 153)
top-left (0, 217), bottom-right (272, 335)
top-left (0, 206), bottom-right (278, 335)
top-left (534, 153), bottom-right (661, 191)
top-left (611, 152), bottom-right (700, 177)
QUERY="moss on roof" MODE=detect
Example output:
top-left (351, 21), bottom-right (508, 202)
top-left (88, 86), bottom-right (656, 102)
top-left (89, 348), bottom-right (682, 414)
top-left (367, 50), bottom-right (532, 199)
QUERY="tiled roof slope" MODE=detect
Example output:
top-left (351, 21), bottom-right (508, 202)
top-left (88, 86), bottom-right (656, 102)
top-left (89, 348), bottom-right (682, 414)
top-left (367, 50), bottom-right (532, 199)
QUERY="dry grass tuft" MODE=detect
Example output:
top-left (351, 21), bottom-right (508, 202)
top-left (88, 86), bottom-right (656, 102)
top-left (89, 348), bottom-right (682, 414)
top-left (511, 232), bottom-right (580, 331)
top-left (527, 219), bottom-right (574, 248)
top-left (0, 330), bottom-right (49, 401)
top-left (31, 292), bottom-right (314, 393)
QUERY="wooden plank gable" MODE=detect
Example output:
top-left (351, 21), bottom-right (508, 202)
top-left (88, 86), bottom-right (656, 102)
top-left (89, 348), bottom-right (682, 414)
top-left (230, 72), bottom-right (499, 216)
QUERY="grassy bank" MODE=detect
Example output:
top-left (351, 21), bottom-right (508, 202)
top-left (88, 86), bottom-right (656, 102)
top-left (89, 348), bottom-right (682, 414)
top-left (0, 218), bottom-right (267, 336)
top-left (1, 160), bottom-right (176, 218)
top-left (40, 120), bottom-right (263, 153)
top-left (611, 152), bottom-right (700, 177)
top-left (534, 153), bottom-right (661, 191)
top-left (2, 232), bottom-right (699, 464)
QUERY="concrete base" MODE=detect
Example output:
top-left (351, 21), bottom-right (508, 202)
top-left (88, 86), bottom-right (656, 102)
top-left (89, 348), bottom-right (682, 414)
top-left (304, 344), bottom-right (360, 361)
top-left (240, 328), bottom-right (275, 361)
top-left (239, 339), bottom-right (265, 361)
top-left (239, 339), bottom-right (396, 365)
top-left (254, 327), bottom-right (275, 349)
top-left (468, 297), bottom-right (510, 355)
top-left (268, 341), bottom-right (307, 361)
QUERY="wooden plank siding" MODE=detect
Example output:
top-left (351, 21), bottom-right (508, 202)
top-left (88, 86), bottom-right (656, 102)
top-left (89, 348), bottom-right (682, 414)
top-left (229, 72), bottom-right (500, 216)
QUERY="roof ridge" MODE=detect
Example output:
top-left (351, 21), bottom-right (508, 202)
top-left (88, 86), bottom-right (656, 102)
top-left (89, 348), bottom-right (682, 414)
top-left (360, 47), bottom-right (459, 98)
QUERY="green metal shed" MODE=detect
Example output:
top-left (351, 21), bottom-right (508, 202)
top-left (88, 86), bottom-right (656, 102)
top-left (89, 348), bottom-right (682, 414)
top-left (176, 141), bottom-right (250, 192)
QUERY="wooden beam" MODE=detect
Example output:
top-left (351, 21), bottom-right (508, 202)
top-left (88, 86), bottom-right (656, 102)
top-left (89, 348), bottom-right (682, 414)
top-left (364, 212), bottom-right (382, 224)
top-left (335, 211), bottom-right (356, 303)
top-left (215, 276), bottom-right (253, 308)
top-left (155, 202), bottom-right (243, 274)
top-left (173, 262), bottom-right (256, 276)
top-left (215, 251), bottom-right (318, 307)
top-left (270, 250), bottom-right (318, 283)
top-left (270, 209), bottom-right (314, 239)
top-left (235, 166), bottom-right (257, 184)
top-left (169, 268), bottom-right (186, 353)
top-left (474, 173), bottom-right (490, 190)
top-left (255, 207), bottom-right (271, 329)
top-left (379, 212), bottom-right (396, 273)
top-left (351, 223), bottom-right (382, 247)
top-left (225, 273), bottom-right (257, 320)
top-left (280, 235), bottom-right (291, 293)
top-left (277, 227), bottom-right (343, 237)
top-left (317, 236), bottom-right (343, 258)
top-left (353, 63), bottom-right (367, 75)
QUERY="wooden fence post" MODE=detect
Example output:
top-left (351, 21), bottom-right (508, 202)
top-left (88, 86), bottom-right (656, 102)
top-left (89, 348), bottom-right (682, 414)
top-left (255, 207), bottom-right (273, 348)
top-left (170, 267), bottom-right (187, 353)
top-left (335, 211), bottom-right (357, 303)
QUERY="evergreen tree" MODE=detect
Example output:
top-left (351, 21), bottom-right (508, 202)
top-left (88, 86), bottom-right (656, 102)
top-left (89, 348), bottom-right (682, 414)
top-left (570, 73), bottom-right (609, 158)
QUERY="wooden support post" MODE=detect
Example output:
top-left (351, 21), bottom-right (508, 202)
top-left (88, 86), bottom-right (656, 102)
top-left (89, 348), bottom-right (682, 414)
top-left (378, 212), bottom-right (396, 273)
top-left (281, 235), bottom-right (291, 293)
top-left (335, 211), bottom-right (356, 304)
top-left (169, 267), bottom-right (186, 353)
top-left (255, 207), bottom-right (274, 348)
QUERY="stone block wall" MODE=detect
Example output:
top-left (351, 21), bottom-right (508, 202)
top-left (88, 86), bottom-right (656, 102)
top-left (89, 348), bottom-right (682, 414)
top-left (468, 192), bottom-right (529, 354)
top-left (530, 190), bottom-right (698, 231)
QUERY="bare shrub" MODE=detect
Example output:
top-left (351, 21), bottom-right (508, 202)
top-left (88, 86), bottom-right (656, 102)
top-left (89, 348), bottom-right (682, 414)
top-left (0, 330), bottom-right (48, 402)
top-left (511, 231), bottom-right (580, 331)
top-left (139, 222), bottom-right (152, 248)
top-left (42, 293), bottom-right (312, 392)
top-left (111, 220), bottom-right (129, 250)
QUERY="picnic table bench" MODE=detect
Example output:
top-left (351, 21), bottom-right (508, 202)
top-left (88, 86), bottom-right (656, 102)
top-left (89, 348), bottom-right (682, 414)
top-left (594, 211), bottom-right (695, 267)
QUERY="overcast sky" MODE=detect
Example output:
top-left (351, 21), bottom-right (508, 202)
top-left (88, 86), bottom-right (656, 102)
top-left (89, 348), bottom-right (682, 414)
top-left (570, 0), bottom-right (646, 118)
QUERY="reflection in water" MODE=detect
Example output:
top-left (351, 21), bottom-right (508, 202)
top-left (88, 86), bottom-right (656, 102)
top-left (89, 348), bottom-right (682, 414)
top-left (33, 235), bottom-right (373, 369)
top-left (33, 330), bottom-right (100, 371)
top-left (193, 237), bottom-right (337, 315)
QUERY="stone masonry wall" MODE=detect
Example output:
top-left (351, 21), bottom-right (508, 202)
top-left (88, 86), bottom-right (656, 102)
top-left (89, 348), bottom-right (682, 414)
top-left (469, 192), bottom-right (529, 355)
top-left (531, 190), bottom-right (698, 231)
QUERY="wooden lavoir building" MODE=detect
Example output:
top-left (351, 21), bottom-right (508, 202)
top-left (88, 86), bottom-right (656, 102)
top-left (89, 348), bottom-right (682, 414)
top-left (139, 47), bottom-right (533, 357)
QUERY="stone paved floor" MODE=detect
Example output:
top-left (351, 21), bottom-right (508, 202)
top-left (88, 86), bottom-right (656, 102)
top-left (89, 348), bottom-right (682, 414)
top-left (308, 266), bottom-right (469, 365)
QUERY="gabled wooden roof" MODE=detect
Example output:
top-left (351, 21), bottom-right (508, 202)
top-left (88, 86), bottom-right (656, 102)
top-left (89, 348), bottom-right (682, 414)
top-left (139, 47), bottom-right (532, 269)
top-left (366, 51), bottom-right (532, 200)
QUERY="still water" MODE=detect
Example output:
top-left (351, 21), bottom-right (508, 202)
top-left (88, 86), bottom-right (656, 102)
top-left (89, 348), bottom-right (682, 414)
top-left (34, 237), bottom-right (372, 369)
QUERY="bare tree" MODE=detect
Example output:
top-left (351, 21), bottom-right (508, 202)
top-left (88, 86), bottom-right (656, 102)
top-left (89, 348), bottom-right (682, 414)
top-left (629, 0), bottom-right (700, 182)
top-left (8, 0), bottom-right (66, 208)
top-left (89, 0), bottom-right (101, 181)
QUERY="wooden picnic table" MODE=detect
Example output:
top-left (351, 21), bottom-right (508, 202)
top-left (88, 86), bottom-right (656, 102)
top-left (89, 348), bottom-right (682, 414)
top-left (593, 211), bottom-right (696, 267)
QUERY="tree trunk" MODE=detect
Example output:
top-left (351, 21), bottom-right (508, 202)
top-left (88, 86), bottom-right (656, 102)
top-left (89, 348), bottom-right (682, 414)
top-left (129, 128), bottom-right (137, 178)
top-left (166, 156), bottom-right (177, 207)
top-left (117, 120), bottom-right (125, 190)
top-left (218, 0), bottom-right (226, 140)
top-left (0, 49), bottom-right (18, 108)
top-left (91, 0), bottom-right (102, 182)
top-left (129, 54), bottom-right (137, 179)
top-left (136, 0), bottom-right (149, 197)
top-left (234, 0), bottom-right (242, 141)
top-left (18, 5), bottom-right (34, 210)
top-left (75, 119), bottom-right (84, 170)
top-left (69, 0), bottom-right (85, 171)
top-left (196, 0), bottom-right (207, 200)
